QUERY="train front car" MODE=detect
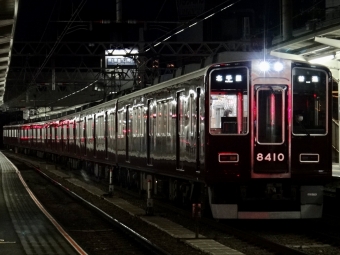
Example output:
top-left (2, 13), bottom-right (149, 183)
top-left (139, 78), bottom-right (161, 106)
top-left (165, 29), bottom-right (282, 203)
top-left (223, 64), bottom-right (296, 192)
top-left (205, 59), bottom-right (332, 219)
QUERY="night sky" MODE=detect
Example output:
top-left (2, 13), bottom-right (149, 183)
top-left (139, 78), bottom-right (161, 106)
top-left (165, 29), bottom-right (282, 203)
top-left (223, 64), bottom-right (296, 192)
top-left (14, 0), bottom-right (324, 43)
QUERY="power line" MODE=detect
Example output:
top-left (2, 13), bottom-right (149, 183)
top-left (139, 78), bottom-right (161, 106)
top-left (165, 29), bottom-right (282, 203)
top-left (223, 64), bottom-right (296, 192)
top-left (144, 0), bottom-right (242, 52)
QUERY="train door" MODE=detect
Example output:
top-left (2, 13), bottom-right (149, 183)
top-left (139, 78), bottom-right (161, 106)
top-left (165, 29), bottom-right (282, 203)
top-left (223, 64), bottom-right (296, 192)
top-left (252, 85), bottom-right (289, 177)
top-left (176, 91), bottom-right (186, 170)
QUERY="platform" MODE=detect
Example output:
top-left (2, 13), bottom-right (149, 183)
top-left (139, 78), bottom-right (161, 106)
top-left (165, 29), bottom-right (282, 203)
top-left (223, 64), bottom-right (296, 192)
top-left (0, 152), bottom-right (85, 255)
top-left (332, 163), bottom-right (340, 177)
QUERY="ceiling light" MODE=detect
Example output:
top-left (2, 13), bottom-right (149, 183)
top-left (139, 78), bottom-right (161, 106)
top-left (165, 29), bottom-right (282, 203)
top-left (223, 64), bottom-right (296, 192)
top-left (309, 55), bottom-right (334, 63)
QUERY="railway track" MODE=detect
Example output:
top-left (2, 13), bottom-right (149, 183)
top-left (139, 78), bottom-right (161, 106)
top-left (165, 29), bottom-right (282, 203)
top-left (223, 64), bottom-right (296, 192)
top-left (6, 151), bottom-right (340, 255)
top-left (9, 158), bottom-right (174, 255)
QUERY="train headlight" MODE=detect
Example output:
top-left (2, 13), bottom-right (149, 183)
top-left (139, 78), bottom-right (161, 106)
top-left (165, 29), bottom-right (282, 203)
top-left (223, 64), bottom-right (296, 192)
top-left (259, 61), bottom-right (270, 72)
top-left (273, 62), bottom-right (283, 72)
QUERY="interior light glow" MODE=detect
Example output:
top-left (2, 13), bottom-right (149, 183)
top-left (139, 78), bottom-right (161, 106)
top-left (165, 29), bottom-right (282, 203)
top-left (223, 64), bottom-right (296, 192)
top-left (259, 61), bottom-right (270, 72)
top-left (273, 62), bottom-right (284, 72)
top-left (309, 54), bottom-right (334, 63)
top-left (312, 76), bottom-right (319, 82)
top-left (298, 76), bottom-right (305, 82)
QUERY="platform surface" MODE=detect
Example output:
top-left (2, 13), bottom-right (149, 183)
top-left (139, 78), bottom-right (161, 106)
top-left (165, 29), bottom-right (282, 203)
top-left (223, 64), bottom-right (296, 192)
top-left (0, 152), bottom-right (83, 255)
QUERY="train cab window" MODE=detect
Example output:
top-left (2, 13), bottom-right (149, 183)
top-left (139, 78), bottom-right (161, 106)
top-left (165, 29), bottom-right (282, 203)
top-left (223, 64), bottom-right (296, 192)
top-left (256, 86), bottom-right (286, 144)
top-left (208, 66), bottom-right (249, 135)
top-left (292, 67), bottom-right (328, 135)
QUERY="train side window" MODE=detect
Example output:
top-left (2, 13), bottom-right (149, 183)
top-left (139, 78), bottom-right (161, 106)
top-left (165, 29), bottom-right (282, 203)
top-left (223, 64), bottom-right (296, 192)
top-left (163, 102), bottom-right (169, 136)
top-left (109, 112), bottom-right (115, 139)
top-left (69, 121), bottom-right (73, 140)
top-left (139, 107), bottom-right (145, 137)
top-left (97, 115), bottom-right (104, 139)
top-left (118, 110), bottom-right (125, 138)
top-left (87, 118), bottom-right (93, 139)
top-left (133, 107), bottom-right (138, 137)
top-left (156, 103), bottom-right (162, 136)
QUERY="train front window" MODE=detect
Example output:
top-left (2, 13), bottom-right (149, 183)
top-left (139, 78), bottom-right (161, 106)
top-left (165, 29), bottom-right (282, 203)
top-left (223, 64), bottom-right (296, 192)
top-left (209, 66), bottom-right (248, 135)
top-left (292, 68), bottom-right (328, 135)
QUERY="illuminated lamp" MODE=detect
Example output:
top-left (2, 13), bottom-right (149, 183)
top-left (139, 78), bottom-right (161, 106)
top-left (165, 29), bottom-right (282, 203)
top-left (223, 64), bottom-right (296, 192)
top-left (273, 62), bottom-right (283, 72)
top-left (311, 76), bottom-right (319, 82)
top-left (259, 61), bottom-right (270, 72)
top-left (298, 76), bottom-right (305, 82)
top-left (309, 54), bottom-right (334, 63)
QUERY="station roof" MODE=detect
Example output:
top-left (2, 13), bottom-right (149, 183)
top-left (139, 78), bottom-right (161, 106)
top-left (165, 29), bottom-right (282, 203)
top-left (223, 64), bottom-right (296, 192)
top-left (0, 0), bottom-right (17, 108)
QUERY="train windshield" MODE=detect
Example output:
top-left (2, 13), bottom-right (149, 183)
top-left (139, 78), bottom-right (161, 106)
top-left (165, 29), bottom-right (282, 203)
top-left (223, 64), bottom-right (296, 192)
top-left (209, 66), bottom-right (249, 135)
top-left (292, 67), bottom-right (328, 135)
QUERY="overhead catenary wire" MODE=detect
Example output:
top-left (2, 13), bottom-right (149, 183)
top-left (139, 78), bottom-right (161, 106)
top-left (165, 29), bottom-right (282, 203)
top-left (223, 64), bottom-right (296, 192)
top-left (29, 0), bottom-right (87, 88)
top-left (144, 0), bottom-right (242, 52)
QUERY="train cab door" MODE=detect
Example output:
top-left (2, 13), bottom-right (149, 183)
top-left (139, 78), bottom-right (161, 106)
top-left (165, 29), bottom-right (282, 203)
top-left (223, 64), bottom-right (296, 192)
top-left (252, 85), bottom-right (290, 177)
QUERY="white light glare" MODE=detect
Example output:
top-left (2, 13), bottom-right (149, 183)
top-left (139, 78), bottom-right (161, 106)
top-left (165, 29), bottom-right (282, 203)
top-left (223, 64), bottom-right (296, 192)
top-left (312, 76), bottom-right (319, 82)
top-left (309, 54), bottom-right (334, 63)
top-left (298, 76), bottom-right (305, 82)
top-left (273, 62), bottom-right (284, 72)
top-left (259, 61), bottom-right (270, 72)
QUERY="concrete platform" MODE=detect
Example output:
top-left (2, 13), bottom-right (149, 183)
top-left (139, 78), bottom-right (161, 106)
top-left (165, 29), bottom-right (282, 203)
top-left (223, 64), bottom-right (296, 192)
top-left (0, 152), bottom-right (86, 255)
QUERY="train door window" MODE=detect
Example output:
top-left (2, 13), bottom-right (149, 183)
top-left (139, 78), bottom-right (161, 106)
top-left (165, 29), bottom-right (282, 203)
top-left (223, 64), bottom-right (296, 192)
top-left (41, 126), bottom-right (46, 142)
top-left (133, 107), bottom-right (137, 137)
top-left (97, 115), bottom-right (104, 139)
top-left (149, 100), bottom-right (156, 137)
top-left (189, 93), bottom-right (195, 137)
top-left (57, 124), bottom-right (62, 143)
top-left (63, 122), bottom-right (67, 139)
top-left (87, 118), bottom-right (93, 140)
top-left (256, 86), bottom-right (286, 144)
top-left (292, 67), bottom-right (328, 135)
top-left (139, 107), bottom-right (145, 137)
top-left (208, 66), bottom-right (249, 135)
top-left (156, 102), bottom-right (163, 136)
top-left (69, 121), bottom-right (74, 140)
top-left (52, 125), bottom-right (55, 142)
top-left (118, 109), bottom-right (125, 138)
top-left (109, 112), bottom-right (115, 139)
top-left (178, 94), bottom-right (186, 136)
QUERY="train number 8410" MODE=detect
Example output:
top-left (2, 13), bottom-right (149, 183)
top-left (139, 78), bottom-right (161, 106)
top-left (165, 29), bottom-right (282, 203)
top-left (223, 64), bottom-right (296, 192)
top-left (256, 153), bottom-right (285, 162)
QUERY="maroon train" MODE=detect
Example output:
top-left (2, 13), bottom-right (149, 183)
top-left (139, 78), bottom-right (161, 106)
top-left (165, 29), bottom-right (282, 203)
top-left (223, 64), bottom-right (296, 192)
top-left (3, 58), bottom-right (333, 219)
